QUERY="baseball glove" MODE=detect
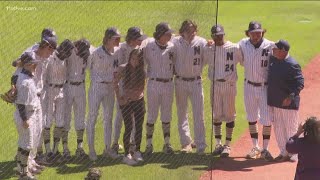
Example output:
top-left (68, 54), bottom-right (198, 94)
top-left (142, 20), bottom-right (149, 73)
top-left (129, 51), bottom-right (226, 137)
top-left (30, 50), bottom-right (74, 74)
top-left (84, 168), bottom-right (101, 180)
top-left (0, 87), bottom-right (17, 104)
top-left (74, 39), bottom-right (90, 62)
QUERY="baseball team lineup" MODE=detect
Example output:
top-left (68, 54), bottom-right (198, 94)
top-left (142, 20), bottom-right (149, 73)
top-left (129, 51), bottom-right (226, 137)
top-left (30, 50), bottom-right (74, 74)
top-left (3, 18), bottom-right (305, 179)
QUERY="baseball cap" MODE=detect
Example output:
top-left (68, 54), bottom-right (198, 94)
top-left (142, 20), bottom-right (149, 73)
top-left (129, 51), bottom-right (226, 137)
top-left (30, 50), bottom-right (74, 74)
top-left (105, 27), bottom-right (121, 39)
top-left (42, 36), bottom-right (57, 49)
top-left (58, 39), bottom-right (75, 51)
top-left (126, 27), bottom-right (147, 41)
top-left (211, 24), bottom-right (225, 35)
top-left (155, 22), bottom-right (174, 36)
top-left (20, 52), bottom-right (40, 65)
top-left (247, 21), bottom-right (264, 32)
top-left (41, 28), bottom-right (57, 40)
top-left (275, 39), bottom-right (290, 51)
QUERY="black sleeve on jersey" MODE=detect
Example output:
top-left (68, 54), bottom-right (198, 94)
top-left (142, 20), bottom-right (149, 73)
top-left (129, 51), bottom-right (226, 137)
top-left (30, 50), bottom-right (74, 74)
top-left (11, 75), bottom-right (18, 85)
top-left (17, 104), bottom-right (27, 121)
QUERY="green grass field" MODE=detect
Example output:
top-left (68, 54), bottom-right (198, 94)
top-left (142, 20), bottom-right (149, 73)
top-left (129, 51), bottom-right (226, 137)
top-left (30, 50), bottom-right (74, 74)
top-left (0, 1), bottom-right (320, 180)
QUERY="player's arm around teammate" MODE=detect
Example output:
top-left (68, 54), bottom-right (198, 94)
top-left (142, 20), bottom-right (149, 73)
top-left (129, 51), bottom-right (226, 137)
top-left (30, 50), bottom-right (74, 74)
top-left (143, 22), bottom-right (175, 155)
top-left (63, 39), bottom-right (91, 158)
top-left (172, 19), bottom-right (207, 154)
top-left (205, 24), bottom-right (241, 158)
top-left (238, 21), bottom-right (275, 161)
top-left (113, 49), bottom-right (146, 166)
top-left (86, 28), bottom-right (121, 161)
top-left (14, 52), bottom-right (41, 179)
top-left (43, 40), bottom-right (74, 161)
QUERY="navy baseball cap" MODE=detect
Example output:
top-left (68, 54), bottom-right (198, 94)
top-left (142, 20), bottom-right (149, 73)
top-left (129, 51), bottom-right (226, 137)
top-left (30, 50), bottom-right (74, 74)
top-left (42, 36), bottom-right (57, 49)
top-left (275, 39), bottom-right (290, 51)
top-left (20, 52), bottom-right (40, 65)
top-left (247, 21), bottom-right (264, 32)
top-left (127, 27), bottom-right (147, 41)
top-left (41, 28), bottom-right (57, 40)
top-left (156, 22), bottom-right (174, 35)
top-left (105, 27), bottom-right (121, 39)
top-left (211, 24), bottom-right (225, 35)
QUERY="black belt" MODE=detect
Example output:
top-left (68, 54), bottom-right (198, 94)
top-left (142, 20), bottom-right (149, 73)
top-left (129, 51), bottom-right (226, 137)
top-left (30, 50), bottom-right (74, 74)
top-left (49, 83), bottom-right (64, 88)
top-left (99, 81), bottom-right (112, 84)
top-left (216, 79), bottom-right (226, 82)
top-left (176, 75), bottom-right (201, 81)
top-left (150, 78), bottom-right (173, 83)
top-left (67, 80), bottom-right (84, 86)
top-left (245, 79), bottom-right (267, 87)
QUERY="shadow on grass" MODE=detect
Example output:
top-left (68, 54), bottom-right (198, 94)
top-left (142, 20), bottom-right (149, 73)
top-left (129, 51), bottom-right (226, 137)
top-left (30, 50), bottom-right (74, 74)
top-left (55, 151), bottom-right (220, 175)
top-left (0, 160), bottom-right (16, 180)
top-left (0, 152), bottom-right (221, 178)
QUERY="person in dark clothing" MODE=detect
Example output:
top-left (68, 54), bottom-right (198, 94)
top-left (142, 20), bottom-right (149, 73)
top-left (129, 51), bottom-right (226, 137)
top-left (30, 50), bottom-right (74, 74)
top-left (286, 117), bottom-right (320, 180)
top-left (113, 49), bottom-right (146, 166)
top-left (267, 39), bottom-right (304, 162)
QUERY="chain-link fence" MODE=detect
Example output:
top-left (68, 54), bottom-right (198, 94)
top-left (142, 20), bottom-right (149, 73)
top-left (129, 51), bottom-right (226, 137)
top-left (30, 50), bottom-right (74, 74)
top-left (0, 1), bottom-right (250, 180)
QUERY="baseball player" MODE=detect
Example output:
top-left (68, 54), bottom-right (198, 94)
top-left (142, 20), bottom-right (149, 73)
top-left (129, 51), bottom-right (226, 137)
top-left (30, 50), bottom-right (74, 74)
top-left (14, 52), bottom-right (41, 179)
top-left (144, 22), bottom-right (175, 155)
top-left (238, 21), bottom-right (274, 161)
top-left (4, 28), bottom-right (56, 108)
top-left (111, 26), bottom-right (147, 155)
top-left (205, 24), bottom-right (241, 157)
top-left (20, 36), bottom-right (57, 172)
top-left (43, 39), bottom-right (75, 161)
top-left (172, 19), bottom-right (207, 154)
top-left (64, 39), bottom-right (92, 158)
top-left (267, 40), bottom-right (304, 162)
top-left (86, 27), bottom-right (121, 161)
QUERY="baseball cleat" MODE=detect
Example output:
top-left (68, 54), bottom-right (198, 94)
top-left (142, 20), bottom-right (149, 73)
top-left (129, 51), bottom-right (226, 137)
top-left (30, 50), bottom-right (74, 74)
top-left (122, 154), bottom-right (138, 166)
top-left (35, 155), bottom-right (51, 166)
top-left (133, 151), bottom-right (144, 162)
top-left (28, 166), bottom-right (41, 175)
top-left (181, 144), bottom-right (192, 153)
top-left (145, 144), bottom-right (154, 155)
top-left (103, 149), bottom-right (120, 160)
top-left (246, 147), bottom-right (261, 159)
top-left (63, 149), bottom-right (72, 160)
top-left (212, 144), bottom-right (224, 156)
top-left (220, 145), bottom-right (231, 158)
top-left (274, 154), bottom-right (290, 162)
top-left (163, 143), bottom-right (174, 154)
top-left (260, 149), bottom-right (274, 161)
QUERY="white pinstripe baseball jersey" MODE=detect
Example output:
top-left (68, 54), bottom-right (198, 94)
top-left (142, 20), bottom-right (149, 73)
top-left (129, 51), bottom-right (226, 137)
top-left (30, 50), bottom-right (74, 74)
top-left (204, 41), bottom-right (241, 82)
top-left (15, 72), bottom-right (41, 109)
top-left (66, 50), bottom-right (87, 82)
top-left (172, 36), bottom-right (207, 77)
top-left (46, 54), bottom-right (67, 85)
top-left (118, 42), bottom-right (137, 65)
top-left (89, 46), bottom-right (120, 83)
top-left (238, 38), bottom-right (274, 82)
top-left (144, 38), bottom-right (175, 79)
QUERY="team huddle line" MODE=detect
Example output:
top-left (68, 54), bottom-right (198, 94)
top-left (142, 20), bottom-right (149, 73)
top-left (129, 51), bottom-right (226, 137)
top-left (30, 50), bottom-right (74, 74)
top-left (2, 19), bottom-right (305, 179)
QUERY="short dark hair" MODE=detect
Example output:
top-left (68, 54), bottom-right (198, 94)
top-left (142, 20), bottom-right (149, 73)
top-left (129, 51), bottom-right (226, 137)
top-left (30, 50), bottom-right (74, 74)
top-left (303, 116), bottom-right (320, 144)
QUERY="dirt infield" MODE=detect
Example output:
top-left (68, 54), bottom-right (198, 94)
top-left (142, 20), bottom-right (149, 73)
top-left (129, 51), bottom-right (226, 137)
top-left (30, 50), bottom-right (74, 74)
top-left (200, 54), bottom-right (320, 180)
